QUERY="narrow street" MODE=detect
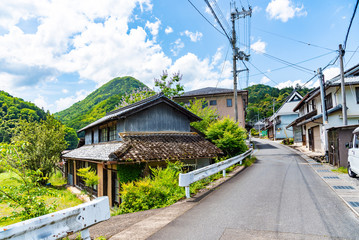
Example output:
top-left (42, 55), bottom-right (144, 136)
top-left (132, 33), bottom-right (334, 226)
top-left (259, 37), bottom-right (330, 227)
top-left (149, 138), bottom-right (359, 240)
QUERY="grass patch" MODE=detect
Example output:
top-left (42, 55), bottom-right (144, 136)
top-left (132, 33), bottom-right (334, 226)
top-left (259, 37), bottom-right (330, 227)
top-left (48, 170), bottom-right (67, 186)
top-left (243, 156), bottom-right (257, 167)
top-left (0, 172), bottom-right (83, 227)
top-left (331, 167), bottom-right (347, 174)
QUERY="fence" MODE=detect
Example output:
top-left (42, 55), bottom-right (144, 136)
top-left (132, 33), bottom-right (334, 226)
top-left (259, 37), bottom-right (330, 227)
top-left (0, 196), bottom-right (110, 240)
top-left (179, 148), bottom-right (253, 198)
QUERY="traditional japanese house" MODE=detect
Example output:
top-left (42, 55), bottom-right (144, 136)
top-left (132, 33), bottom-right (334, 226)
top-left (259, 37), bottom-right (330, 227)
top-left (62, 93), bottom-right (222, 206)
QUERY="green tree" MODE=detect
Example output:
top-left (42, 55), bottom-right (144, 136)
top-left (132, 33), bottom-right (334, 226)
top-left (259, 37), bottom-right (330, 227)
top-left (0, 142), bottom-right (57, 221)
top-left (154, 71), bottom-right (184, 99)
top-left (77, 167), bottom-right (99, 196)
top-left (185, 98), bottom-right (219, 133)
top-left (206, 117), bottom-right (248, 157)
top-left (64, 126), bottom-right (79, 150)
top-left (12, 115), bottom-right (68, 184)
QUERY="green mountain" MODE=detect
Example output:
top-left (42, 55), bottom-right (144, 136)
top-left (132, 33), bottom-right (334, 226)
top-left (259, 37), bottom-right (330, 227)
top-left (0, 91), bottom-right (47, 142)
top-left (245, 84), bottom-right (312, 123)
top-left (54, 76), bottom-right (147, 131)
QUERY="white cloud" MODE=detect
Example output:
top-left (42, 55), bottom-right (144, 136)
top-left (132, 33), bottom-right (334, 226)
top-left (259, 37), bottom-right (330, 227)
top-left (55, 89), bottom-right (90, 112)
top-left (171, 38), bottom-right (184, 56)
top-left (62, 89), bottom-right (69, 94)
top-left (165, 26), bottom-right (173, 34)
top-left (0, 0), bottom-right (169, 92)
top-left (252, 6), bottom-right (262, 13)
top-left (275, 78), bottom-right (319, 89)
top-left (323, 67), bottom-right (340, 81)
top-left (34, 94), bottom-right (53, 111)
top-left (260, 76), bottom-right (271, 84)
top-left (266, 0), bottom-right (307, 22)
top-left (145, 18), bottom-right (161, 40)
top-left (251, 39), bottom-right (267, 53)
top-left (181, 30), bottom-right (203, 42)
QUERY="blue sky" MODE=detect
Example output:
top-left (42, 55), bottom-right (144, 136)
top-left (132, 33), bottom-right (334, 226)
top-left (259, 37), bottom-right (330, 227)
top-left (0, 0), bottom-right (358, 113)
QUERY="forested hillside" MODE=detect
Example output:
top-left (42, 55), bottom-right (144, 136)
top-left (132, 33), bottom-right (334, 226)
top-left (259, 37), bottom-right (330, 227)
top-left (245, 84), bottom-right (312, 123)
top-left (54, 76), bottom-right (147, 131)
top-left (0, 91), bottom-right (47, 142)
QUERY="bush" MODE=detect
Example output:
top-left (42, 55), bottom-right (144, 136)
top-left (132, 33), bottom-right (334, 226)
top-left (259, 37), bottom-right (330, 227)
top-left (250, 128), bottom-right (259, 136)
top-left (206, 117), bottom-right (248, 157)
top-left (282, 138), bottom-right (294, 145)
top-left (118, 162), bottom-right (184, 213)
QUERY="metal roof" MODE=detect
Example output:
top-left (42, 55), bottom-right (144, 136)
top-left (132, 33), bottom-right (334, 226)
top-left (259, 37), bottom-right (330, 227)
top-left (77, 93), bottom-right (201, 132)
top-left (176, 87), bottom-right (247, 98)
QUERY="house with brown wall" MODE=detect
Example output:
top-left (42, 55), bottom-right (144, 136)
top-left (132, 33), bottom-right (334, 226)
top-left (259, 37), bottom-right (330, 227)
top-left (62, 93), bottom-right (222, 206)
top-left (173, 87), bottom-right (248, 128)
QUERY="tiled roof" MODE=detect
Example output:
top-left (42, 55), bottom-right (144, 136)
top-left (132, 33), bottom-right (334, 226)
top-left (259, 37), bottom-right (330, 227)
top-left (176, 87), bottom-right (247, 98)
top-left (110, 132), bottom-right (223, 162)
top-left (62, 141), bottom-right (124, 161)
top-left (78, 93), bottom-right (201, 132)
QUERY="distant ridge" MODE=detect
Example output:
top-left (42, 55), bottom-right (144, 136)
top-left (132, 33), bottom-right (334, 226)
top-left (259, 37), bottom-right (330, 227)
top-left (54, 76), bottom-right (147, 131)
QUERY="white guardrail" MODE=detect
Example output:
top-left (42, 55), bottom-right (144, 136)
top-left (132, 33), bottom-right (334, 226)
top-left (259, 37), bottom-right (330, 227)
top-left (0, 196), bottom-right (110, 240)
top-left (179, 148), bottom-right (253, 198)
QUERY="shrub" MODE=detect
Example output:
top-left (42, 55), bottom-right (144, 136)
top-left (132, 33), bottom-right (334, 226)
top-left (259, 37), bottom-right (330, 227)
top-left (206, 117), bottom-right (248, 157)
top-left (119, 162), bottom-right (184, 213)
top-left (282, 138), bottom-right (294, 145)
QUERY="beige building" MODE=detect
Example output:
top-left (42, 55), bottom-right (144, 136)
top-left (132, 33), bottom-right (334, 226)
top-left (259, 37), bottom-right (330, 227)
top-left (174, 87), bottom-right (248, 128)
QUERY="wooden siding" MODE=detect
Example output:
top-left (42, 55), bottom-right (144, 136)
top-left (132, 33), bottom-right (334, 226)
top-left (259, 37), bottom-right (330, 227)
top-left (123, 103), bottom-right (190, 132)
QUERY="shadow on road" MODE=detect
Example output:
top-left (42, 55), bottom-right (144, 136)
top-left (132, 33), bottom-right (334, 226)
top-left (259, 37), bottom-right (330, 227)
top-left (255, 143), bottom-right (278, 149)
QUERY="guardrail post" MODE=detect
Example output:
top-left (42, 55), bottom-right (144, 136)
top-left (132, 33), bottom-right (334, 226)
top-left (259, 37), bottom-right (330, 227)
top-left (222, 169), bottom-right (226, 177)
top-left (185, 186), bottom-right (190, 198)
top-left (81, 228), bottom-right (91, 240)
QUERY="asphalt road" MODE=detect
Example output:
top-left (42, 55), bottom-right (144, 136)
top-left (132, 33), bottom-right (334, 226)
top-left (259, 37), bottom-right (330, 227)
top-left (149, 138), bottom-right (359, 240)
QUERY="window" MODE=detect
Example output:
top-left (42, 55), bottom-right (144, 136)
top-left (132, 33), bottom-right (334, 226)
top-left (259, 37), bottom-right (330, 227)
top-left (91, 130), bottom-right (94, 144)
top-left (356, 87), bottom-right (359, 104)
top-left (202, 101), bottom-right (208, 109)
top-left (100, 127), bottom-right (108, 142)
top-left (109, 125), bottom-right (116, 141)
top-left (209, 100), bottom-right (217, 106)
top-left (325, 93), bottom-right (333, 110)
top-left (311, 100), bottom-right (316, 110)
top-left (226, 99), bottom-right (232, 107)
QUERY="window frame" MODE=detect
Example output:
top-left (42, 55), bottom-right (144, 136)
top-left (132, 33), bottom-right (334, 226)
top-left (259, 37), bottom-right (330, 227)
top-left (226, 99), bottom-right (232, 107)
top-left (325, 93), bottom-right (333, 110)
top-left (356, 87), bottom-right (359, 104)
top-left (209, 100), bottom-right (217, 106)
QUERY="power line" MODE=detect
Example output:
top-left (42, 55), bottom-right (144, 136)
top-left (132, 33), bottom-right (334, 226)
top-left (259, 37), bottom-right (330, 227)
top-left (249, 51), bottom-right (335, 77)
top-left (343, 0), bottom-right (359, 49)
top-left (216, 43), bottom-right (231, 88)
top-left (345, 45), bottom-right (359, 67)
top-left (247, 61), bottom-right (279, 85)
top-left (261, 52), bottom-right (315, 74)
top-left (253, 27), bottom-right (336, 52)
top-left (187, 0), bottom-right (227, 38)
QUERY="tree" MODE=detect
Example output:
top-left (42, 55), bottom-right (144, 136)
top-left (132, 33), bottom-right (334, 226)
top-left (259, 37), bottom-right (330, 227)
top-left (185, 98), bottom-right (219, 133)
top-left (64, 126), bottom-right (79, 150)
top-left (12, 115), bottom-right (68, 184)
top-left (154, 71), bottom-right (184, 99)
top-left (206, 117), bottom-right (248, 157)
top-left (117, 88), bottom-right (156, 108)
top-left (0, 142), bottom-right (57, 221)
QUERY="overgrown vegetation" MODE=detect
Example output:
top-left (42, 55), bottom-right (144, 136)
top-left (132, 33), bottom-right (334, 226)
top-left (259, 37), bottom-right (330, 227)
top-left (77, 167), bottom-right (99, 190)
top-left (281, 138), bottom-right (294, 145)
top-left (331, 167), bottom-right (347, 174)
top-left (250, 128), bottom-right (259, 136)
top-left (185, 98), bottom-right (219, 133)
top-left (206, 117), bottom-right (248, 157)
top-left (12, 116), bottom-right (68, 184)
top-left (0, 143), bottom-right (58, 222)
top-left (117, 164), bottom-right (144, 184)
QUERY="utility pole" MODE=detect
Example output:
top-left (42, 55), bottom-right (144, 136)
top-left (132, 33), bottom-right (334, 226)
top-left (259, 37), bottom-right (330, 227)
top-left (231, 12), bottom-right (238, 123)
top-left (339, 44), bottom-right (348, 125)
top-left (273, 99), bottom-right (276, 141)
top-left (230, 8), bottom-right (251, 123)
top-left (318, 68), bottom-right (328, 161)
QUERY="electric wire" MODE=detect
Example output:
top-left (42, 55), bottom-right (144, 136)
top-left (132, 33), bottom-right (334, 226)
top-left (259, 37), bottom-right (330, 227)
top-left (345, 45), bottom-right (359, 67)
top-left (216, 43), bottom-right (231, 88)
top-left (249, 51), bottom-right (336, 78)
top-left (247, 61), bottom-right (279, 85)
top-left (343, 0), bottom-right (359, 50)
top-left (187, 0), bottom-right (227, 38)
top-left (253, 27), bottom-right (336, 52)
